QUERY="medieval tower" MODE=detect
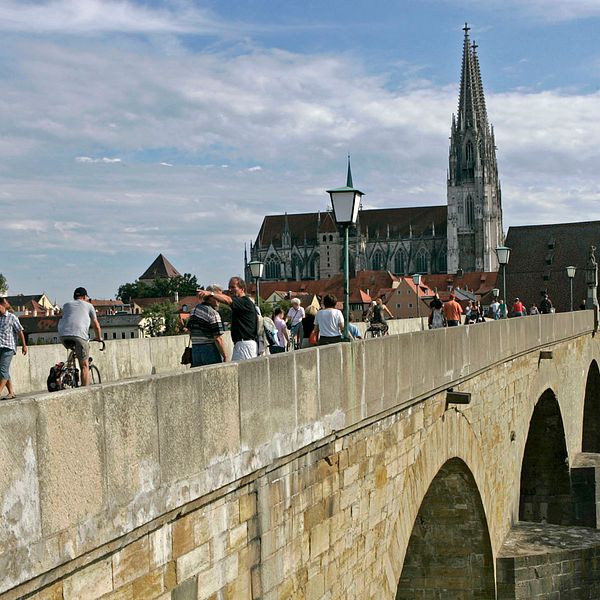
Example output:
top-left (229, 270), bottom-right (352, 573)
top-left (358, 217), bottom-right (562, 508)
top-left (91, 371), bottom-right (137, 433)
top-left (447, 24), bottom-right (503, 273)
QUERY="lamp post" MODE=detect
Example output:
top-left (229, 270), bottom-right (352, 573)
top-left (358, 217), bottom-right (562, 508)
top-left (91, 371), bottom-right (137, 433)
top-left (492, 288), bottom-right (500, 299)
top-left (566, 265), bottom-right (576, 312)
top-left (412, 273), bottom-right (422, 328)
top-left (248, 260), bottom-right (265, 306)
top-left (495, 246), bottom-right (511, 303)
top-left (327, 157), bottom-right (364, 341)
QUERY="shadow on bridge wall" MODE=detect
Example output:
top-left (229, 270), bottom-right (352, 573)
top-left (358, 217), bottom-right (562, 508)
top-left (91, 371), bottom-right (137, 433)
top-left (582, 360), bottom-right (600, 453)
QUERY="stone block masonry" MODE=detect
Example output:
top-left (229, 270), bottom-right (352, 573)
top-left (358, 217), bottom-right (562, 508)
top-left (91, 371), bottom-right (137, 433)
top-left (2, 310), bottom-right (600, 598)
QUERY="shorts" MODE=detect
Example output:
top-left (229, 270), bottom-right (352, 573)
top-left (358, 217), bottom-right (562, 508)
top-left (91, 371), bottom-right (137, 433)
top-left (232, 340), bottom-right (258, 361)
top-left (0, 347), bottom-right (15, 380)
top-left (192, 343), bottom-right (222, 367)
top-left (318, 335), bottom-right (342, 346)
top-left (60, 336), bottom-right (90, 363)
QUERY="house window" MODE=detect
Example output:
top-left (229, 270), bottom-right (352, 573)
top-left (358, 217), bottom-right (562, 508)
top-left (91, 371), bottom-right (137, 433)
top-left (396, 303), bottom-right (401, 308)
top-left (103, 332), bottom-right (108, 340)
top-left (122, 332), bottom-right (126, 339)
top-left (112, 332), bottom-right (117, 339)
top-left (130, 332), bottom-right (135, 338)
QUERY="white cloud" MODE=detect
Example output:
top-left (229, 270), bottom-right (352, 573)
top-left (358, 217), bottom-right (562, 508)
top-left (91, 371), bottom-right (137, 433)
top-left (246, 166), bottom-right (262, 172)
top-left (75, 156), bottom-right (122, 163)
top-left (0, 0), bottom-right (223, 34)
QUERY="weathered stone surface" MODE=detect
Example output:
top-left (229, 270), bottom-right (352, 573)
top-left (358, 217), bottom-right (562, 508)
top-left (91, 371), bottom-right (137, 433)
top-left (36, 387), bottom-right (105, 536)
top-left (62, 558), bottom-right (112, 599)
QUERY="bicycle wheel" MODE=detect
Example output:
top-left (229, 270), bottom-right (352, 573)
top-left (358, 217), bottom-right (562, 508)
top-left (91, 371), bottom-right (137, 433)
top-left (89, 365), bottom-right (101, 385)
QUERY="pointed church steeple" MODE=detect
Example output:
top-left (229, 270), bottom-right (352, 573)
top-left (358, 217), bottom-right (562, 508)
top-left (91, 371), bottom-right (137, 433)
top-left (346, 154), bottom-right (353, 188)
top-left (447, 23), bottom-right (503, 274)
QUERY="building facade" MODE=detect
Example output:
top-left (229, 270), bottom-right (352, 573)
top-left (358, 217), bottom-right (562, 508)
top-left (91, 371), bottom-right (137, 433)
top-left (249, 25), bottom-right (503, 281)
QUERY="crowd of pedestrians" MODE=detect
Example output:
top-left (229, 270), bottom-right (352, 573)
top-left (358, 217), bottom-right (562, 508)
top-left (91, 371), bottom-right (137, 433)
top-left (0, 272), bottom-right (578, 397)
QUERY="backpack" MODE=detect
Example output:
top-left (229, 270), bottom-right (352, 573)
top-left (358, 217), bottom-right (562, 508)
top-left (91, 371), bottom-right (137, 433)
top-left (47, 362), bottom-right (65, 392)
top-left (262, 316), bottom-right (278, 347)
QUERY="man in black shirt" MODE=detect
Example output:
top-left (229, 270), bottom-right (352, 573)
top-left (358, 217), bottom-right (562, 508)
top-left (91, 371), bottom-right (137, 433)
top-left (199, 277), bottom-right (258, 360)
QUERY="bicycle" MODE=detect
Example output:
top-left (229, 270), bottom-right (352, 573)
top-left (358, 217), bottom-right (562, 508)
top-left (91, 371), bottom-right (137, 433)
top-left (47, 340), bottom-right (105, 392)
top-left (365, 322), bottom-right (388, 338)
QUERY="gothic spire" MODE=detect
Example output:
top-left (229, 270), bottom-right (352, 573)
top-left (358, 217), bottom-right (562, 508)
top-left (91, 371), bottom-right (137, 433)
top-left (457, 23), bottom-right (477, 133)
top-left (346, 154), bottom-right (353, 188)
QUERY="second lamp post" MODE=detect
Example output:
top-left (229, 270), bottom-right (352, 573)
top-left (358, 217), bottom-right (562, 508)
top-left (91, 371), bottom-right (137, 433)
top-left (327, 158), bottom-right (364, 341)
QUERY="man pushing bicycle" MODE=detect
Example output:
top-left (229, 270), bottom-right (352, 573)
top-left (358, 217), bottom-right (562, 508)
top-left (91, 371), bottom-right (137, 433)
top-left (58, 287), bottom-right (102, 386)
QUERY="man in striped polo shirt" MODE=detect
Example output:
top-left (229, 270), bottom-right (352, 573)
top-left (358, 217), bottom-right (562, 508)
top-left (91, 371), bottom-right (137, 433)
top-left (186, 285), bottom-right (228, 367)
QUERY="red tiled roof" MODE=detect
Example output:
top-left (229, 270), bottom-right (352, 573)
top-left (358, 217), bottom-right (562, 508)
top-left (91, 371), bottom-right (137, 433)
top-left (423, 272), bottom-right (498, 296)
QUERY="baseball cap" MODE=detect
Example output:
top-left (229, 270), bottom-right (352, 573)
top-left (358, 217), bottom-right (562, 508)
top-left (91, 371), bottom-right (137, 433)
top-left (73, 287), bottom-right (88, 298)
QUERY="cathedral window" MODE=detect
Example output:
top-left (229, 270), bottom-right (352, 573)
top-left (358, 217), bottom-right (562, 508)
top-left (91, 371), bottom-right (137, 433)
top-left (394, 252), bottom-right (405, 275)
top-left (265, 257), bottom-right (279, 279)
top-left (415, 249), bottom-right (428, 273)
top-left (438, 250), bottom-right (447, 273)
top-left (466, 196), bottom-right (474, 226)
top-left (372, 250), bottom-right (384, 271)
top-left (466, 141), bottom-right (473, 164)
top-left (329, 235), bottom-right (333, 242)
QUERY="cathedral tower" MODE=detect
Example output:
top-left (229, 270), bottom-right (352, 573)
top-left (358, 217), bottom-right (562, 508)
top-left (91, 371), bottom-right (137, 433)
top-left (447, 24), bottom-right (503, 273)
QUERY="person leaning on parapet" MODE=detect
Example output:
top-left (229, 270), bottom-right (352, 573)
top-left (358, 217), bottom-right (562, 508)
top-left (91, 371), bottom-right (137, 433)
top-left (186, 285), bottom-right (228, 367)
top-left (301, 305), bottom-right (318, 348)
top-left (198, 277), bottom-right (258, 361)
top-left (540, 292), bottom-right (553, 314)
top-left (0, 297), bottom-right (27, 400)
top-left (443, 293), bottom-right (463, 327)
top-left (58, 287), bottom-right (102, 387)
top-left (314, 294), bottom-right (344, 346)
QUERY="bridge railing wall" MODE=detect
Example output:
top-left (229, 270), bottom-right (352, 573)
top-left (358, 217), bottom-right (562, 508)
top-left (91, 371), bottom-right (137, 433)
top-left (0, 311), bottom-right (593, 594)
top-left (9, 318), bottom-right (428, 395)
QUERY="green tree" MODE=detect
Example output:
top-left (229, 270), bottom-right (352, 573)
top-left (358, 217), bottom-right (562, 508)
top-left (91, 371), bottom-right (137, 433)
top-left (0, 273), bottom-right (7, 295)
top-left (141, 301), bottom-right (179, 337)
top-left (117, 273), bottom-right (200, 303)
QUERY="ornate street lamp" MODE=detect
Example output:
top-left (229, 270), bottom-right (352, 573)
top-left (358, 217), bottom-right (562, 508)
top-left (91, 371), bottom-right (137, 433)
top-left (327, 157), bottom-right (363, 341)
top-left (412, 273), bottom-right (422, 327)
top-left (248, 260), bottom-right (265, 305)
top-left (566, 265), bottom-right (576, 312)
top-left (495, 246), bottom-right (511, 303)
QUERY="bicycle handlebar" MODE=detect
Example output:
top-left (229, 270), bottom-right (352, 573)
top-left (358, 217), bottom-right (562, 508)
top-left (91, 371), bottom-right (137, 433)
top-left (93, 339), bottom-right (106, 351)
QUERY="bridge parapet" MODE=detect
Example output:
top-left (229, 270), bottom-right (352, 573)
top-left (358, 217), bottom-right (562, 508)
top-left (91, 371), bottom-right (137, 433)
top-left (0, 311), bottom-right (594, 595)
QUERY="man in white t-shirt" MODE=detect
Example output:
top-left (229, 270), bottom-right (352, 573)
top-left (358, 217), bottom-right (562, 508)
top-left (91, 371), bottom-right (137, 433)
top-left (286, 298), bottom-right (305, 349)
top-left (58, 287), bottom-right (102, 386)
top-left (314, 294), bottom-right (344, 346)
top-left (489, 298), bottom-right (500, 320)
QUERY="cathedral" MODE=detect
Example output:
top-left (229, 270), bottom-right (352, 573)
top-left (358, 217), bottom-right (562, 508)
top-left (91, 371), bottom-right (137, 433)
top-left (248, 25), bottom-right (504, 281)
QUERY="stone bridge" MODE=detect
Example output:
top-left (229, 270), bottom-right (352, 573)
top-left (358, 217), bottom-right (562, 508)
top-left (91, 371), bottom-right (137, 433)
top-left (2, 312), bottom-right (600, 599)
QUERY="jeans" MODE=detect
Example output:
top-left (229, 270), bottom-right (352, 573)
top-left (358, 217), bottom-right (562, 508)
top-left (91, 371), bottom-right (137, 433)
top-left (191, 343), bottom-right (222, 367)
top-left (0, 347), bottom-right (15, 380)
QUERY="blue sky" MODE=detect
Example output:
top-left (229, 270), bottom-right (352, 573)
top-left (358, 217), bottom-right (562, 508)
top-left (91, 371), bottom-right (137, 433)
top-left (2, 0), bottom-right (600, 302)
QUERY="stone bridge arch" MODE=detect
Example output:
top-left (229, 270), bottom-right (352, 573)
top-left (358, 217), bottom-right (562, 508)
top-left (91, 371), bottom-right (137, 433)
top-left (382, 408), bottom-right (492, 597)
top-left (519, 388), bottom-right (573, 525)
top-left (396, 457), bottom-right (495, 599)
top-left (582, 359), bottom-right (600, 452)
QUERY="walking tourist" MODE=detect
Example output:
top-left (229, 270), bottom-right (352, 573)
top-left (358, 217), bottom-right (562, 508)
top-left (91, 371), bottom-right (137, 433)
top-left (428, 294), bottom-right (445, 329)
top-left (489, 297), bottom-right (500, 320)
top-left (58, 287), bottom-right (102, 387)
top-left (314, 294), bottom-right (344, 345)
top-left (301, 305), bottom-right (317, 348)
top-left (511, 297), bottom-right (526, 317)
top-left (540, 293), bottom-right (553, 314)
top-left (272, 307), bottom-right (288, 353)
top-left (186, 285), bottom-right (227, 367)
top-left (443, 294), bottom-right (463, 327)
top-left (498, 298), bottom-right (508, 319)
top-left (529, 303), bottom-right (539, 315)
top-left (199, 277), bottom-right (258, 361)
top-left (286, 298), bottom-right (305, 349)
top-left (0, 297), bottom-right (27, 400)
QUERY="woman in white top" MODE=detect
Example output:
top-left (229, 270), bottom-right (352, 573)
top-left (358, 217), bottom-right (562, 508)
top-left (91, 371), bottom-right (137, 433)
top-left (314, 294), bottom-right (344, 346)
